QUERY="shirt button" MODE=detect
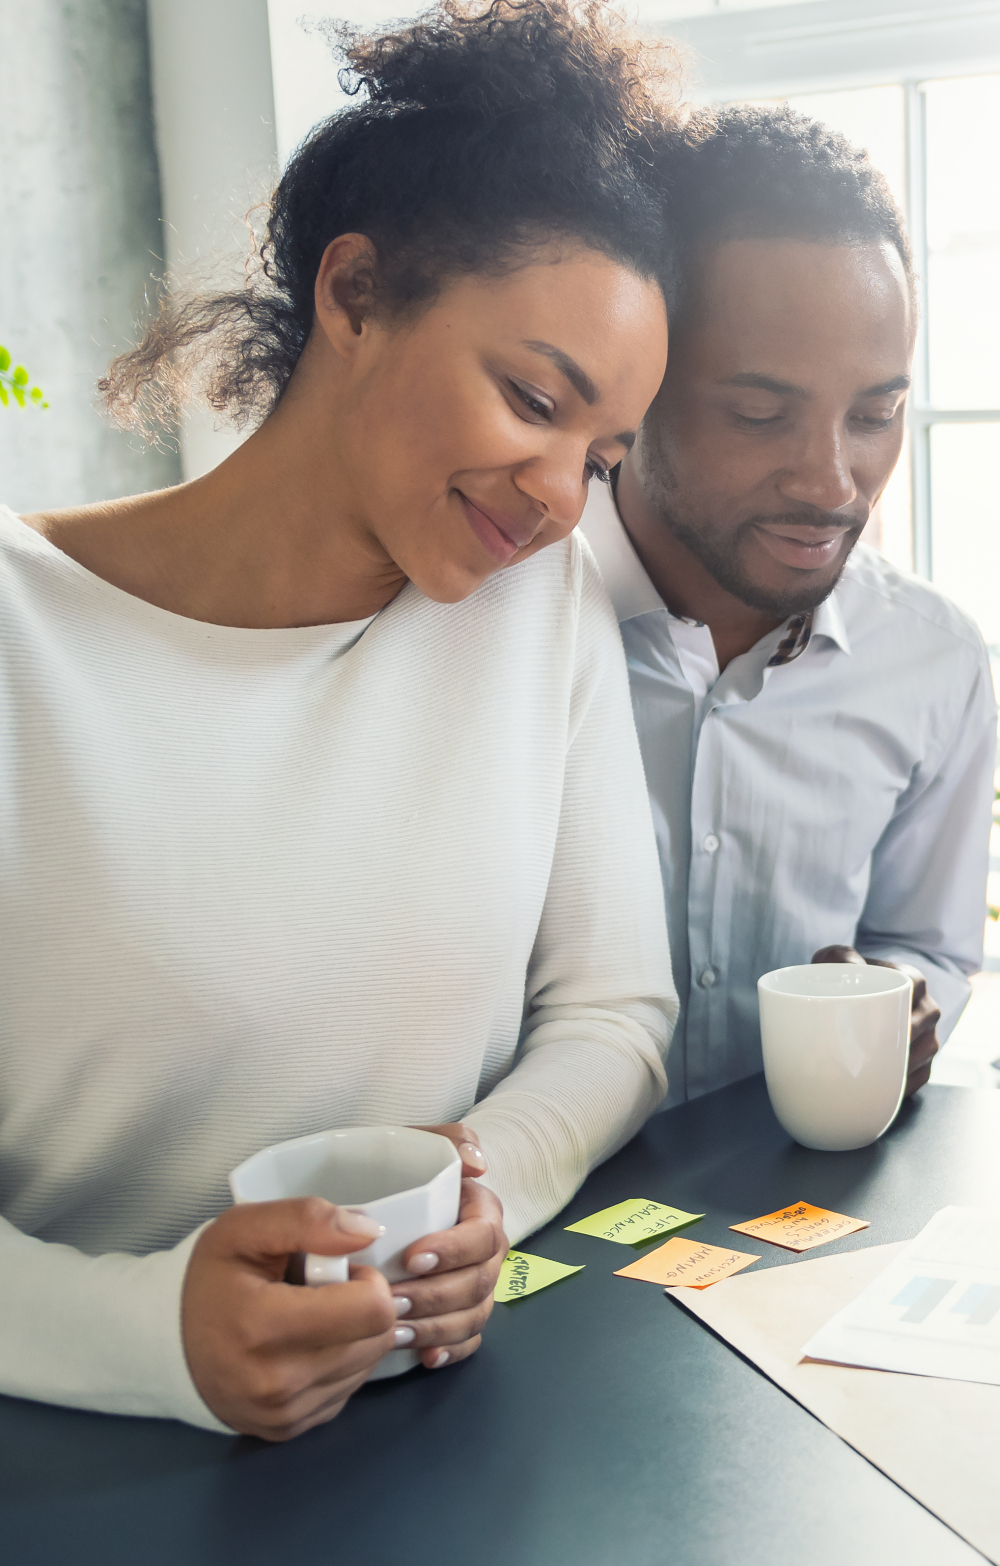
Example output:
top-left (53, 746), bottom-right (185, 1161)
top-left (698, 967), bottom-right (718, 989)
top-left (702, 833), bottom-right (720, 854)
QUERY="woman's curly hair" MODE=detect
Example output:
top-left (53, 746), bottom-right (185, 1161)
top-left (101, 0), bottom-right (685, 440)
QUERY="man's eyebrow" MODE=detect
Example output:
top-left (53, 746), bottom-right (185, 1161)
top-left (722, 373), bottom-right (808, 398)
top-left (859, 374), bottom-right (911, 397)
top-left (722, 371), bottom-right (912, 400)
top-left (522, 340), bottom-right (599, 405)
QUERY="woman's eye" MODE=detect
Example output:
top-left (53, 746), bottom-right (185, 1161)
top-left (509, 379), bottom-right (553, 420)
top-left (585, 458), bottom-right (611, 484)
top-left (853, 414), bottom-right (895, 431)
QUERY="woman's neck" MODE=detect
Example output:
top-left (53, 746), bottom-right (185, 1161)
top-left (30, 373), bottom-right (409, 630)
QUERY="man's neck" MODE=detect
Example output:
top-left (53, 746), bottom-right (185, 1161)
top-left (614, 456), bottom-right (782, 672)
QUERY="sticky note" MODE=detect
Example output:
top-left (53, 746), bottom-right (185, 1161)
top-left (565, 1199), bottom-right (704, 1245)
top-left (615, 1237), bottom-right (760, 1288)
top-left (493, 1250), bottom-right (584, 1303)
top-left (730, 1200), bottom-right (870, 1252)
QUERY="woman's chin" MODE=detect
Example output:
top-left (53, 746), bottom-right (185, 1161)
top-left (407, 557), bottom-right (496, 606)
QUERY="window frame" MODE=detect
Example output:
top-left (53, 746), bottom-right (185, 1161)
top-left (903, 78), bottom-right (1000, 580)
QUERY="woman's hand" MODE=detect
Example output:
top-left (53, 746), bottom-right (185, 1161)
top-left (182, 1199), bottom-right (407, 1441)
top-left (402, 1122), bottom-right (508, 1370)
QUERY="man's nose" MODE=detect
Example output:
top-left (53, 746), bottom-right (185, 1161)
top-left (777, 426), bottom-right (858, 513)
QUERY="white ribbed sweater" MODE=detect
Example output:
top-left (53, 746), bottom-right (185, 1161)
top-left (0, 505), bottom-right (676, 1431)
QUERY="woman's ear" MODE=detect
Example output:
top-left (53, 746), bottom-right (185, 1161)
top-left (314, 234), bottom-right (379, 353)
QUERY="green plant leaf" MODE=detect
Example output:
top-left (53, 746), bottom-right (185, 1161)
top-left (11, 386), bottom-right (25, 407)
top-left (12, 366), bottom-right (28, 386)
top-left (0, 347), bottom-right (9, 372)
top-left (0, 384), bottom-right (7, 406)
top-left (30, 386), bottom-right (43, 402)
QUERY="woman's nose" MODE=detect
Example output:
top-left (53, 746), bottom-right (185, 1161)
top-left (513, 449), bottom-right (590, 534)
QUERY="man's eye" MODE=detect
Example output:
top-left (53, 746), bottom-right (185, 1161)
top-left (733, 412), bottom-right (783, 428)
top-left (854, 414), bottom-right (895, 431)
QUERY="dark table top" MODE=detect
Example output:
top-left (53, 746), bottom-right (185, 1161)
top-left (3, 1076), bottom-right (998, 1566)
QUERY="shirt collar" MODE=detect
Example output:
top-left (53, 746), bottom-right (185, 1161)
top-left (579, 479), bottom-right (665, 622)
top-left (580, 479), bottom-right (853, 657)
top-left (812, 588), bottom-right (852, 655)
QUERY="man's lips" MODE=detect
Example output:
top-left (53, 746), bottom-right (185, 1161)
top-left (459, 493), bottom-right (537, 565)
top-left (752, 520), bottom-right (855, 572)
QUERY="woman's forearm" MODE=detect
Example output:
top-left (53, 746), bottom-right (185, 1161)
top-left (0, 1216), bottom-right (229, 1430)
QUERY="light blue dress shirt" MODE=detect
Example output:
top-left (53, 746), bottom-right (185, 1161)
top-left (582, 481), bottom-right (997, 1106)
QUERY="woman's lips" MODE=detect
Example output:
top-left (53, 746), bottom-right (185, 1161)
top-left (752, 522), bottom-right (850, 571)
top-left (459, 494), bottom-right (534, 565)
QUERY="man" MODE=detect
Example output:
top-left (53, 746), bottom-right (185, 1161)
top-left (582, 105), bottom-right (996, 1106)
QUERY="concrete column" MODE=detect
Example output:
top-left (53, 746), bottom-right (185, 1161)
top-left (0, 0), bottom-right (181, 512)
top-left (147, 0), bottom-right (278, 480)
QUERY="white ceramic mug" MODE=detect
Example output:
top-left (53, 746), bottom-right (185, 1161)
top-left (757, 963), bottom-right (913, 1151)
top-left (229, 1126), bottom-right (462, 1378)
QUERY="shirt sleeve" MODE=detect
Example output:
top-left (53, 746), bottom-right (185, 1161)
top-left (0, 1215), bottom-right (232, 1433)
top-left (465, 543), bottom-right (679, 1243)
top-left (855, 635), bottom-right (997, 1037)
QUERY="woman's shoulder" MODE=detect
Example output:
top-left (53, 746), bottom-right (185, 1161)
top-left (483, 528), bottom-right (616, 621)
top-left (0, 503), bottom-right (61, 582)
top-left (0, 502), bottom-right (106, 604)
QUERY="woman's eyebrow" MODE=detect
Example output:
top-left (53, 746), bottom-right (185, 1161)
top-left (522, 340), bottom-right (599, 405)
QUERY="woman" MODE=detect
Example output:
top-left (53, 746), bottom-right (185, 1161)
top-left (0, 0), bottom-right (678, 1439)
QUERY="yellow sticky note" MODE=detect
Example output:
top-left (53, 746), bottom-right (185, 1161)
top-left (565, 1198), bottom-right (704, 1245)
top-left (615, 1237), bottom-right (760, 1288)
top-left (493, 1250), bottom-right (584, 1303)
top-left (730, 1199), bottom-right (870, 1252)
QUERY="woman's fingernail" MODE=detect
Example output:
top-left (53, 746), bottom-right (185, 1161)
top-left (431, 1350), bottom-right (450, 1368)
top-left (335, 1210), bottom-right (384, 1240)
top-left (460, 1142), bottom-right (487, 1166)
top-left (407, 1252), bottom-right (439, 1275)
top-left (394, 1326), bottom-right (416, 1347)
top-left (393, 1297), bottom-right (412, 1317)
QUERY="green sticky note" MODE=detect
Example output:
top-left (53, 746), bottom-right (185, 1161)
top-left (565, 1198), bottom-right (704, 1245)
top-left (494, 1250), bottom-right (584, 1303)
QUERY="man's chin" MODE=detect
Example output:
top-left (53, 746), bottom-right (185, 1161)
top-left (733, 536), bottom-right (859, 617)
top-left (732, 573), bottom-right (841, 618)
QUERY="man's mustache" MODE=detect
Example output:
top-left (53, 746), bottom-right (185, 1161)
top-left (742, 511), bottom-right (867, 533)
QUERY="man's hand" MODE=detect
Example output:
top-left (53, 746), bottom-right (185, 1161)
top-left (403, 1122), bottom-right (508, 1370)
top-left (811, 945), bottom-right (942, 1094)
top-left (182, 1199), bottom-right (405, 1441)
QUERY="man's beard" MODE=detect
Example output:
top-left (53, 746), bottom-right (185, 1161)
top-left (638, 428), bottom-right (866, 619)
top-left (661, 508), bottom-right (864, 618)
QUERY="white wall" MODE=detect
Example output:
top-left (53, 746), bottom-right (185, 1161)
top-left (147, 0), bottom-right (279, 480)
top-left (266, 1), bottom-right (422, 168)
top-left (0, 0), bottom-right (181, 513)
top-left (663, 0), bottom-right (1000, 100)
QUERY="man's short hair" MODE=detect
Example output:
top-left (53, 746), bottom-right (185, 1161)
top-left (654, 103), bottom-right (915, 316)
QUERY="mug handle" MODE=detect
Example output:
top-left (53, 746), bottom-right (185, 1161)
top-left (284, 1251), bottom-right (350, 1286)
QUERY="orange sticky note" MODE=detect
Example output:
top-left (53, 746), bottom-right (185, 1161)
top-left (615, 1236), bottom-right (760, 1288)
top-left (730, 1199), bottom-right (869, 1252)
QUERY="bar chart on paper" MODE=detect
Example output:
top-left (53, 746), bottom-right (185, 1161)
top-left (802, 1207), bottom-right (1000, 1385)
top-left (892, 1275), bottom-right (1000, 1327)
